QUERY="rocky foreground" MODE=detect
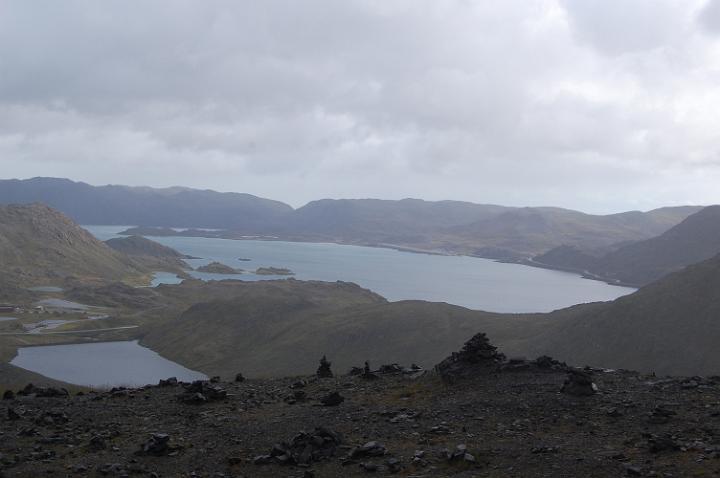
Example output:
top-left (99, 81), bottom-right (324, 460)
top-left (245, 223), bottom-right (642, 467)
top-left (2, 335), bottom-right (720, 477)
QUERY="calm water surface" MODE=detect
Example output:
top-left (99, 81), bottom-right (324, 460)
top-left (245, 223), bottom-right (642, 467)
top-left (11, 340), bottom-right (206, 387)
top-left (85, 225), bottom-right (635, 313)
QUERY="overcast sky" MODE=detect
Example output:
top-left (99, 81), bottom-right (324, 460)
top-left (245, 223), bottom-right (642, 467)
top-left (1, 1), bottom-right (720, 212)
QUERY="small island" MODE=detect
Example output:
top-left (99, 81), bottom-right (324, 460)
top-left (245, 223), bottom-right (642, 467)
top-left (254, 267), bottom-right (295, 276)
top-left (196, 262), bottom-right (243, 274)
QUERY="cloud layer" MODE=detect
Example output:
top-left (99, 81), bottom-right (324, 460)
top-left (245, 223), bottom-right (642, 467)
top-left (1, 0), bottom-right (720, 211)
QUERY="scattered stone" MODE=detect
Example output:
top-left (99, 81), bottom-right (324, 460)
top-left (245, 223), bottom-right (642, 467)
top-left (359, 462), bottom-right (378, 472)
top-left (646, 433), bottom-right (681, 453)
top-left (360, 361), bottom-right (379, 380)
top-left (97, 463), bottom-right (127, 476)
top-left (256, 427), bottom-right (342, 465)
top-left (177, 380), bottom-right (227, 403)
top-left (533, 355), bottom-right (567, 370)
top-left (235, 373), bottom-right (245, 383)
top-left (444, 444), bottom-right (476, 463)
top-left (7, 408), bottom-right (20, 421)
top-left (386, 457), bottom-right (401, 473)
top-left (560, 370), bottom-right (597, 396)
top-left (320, 391), bottom-right (344, 407)
top-left (648, 406), bottom-right (676, 424)
top-left (350, 441), bottom-right (387, 458)
top-left (285, 390), bottom-right (307, 404)
top-left (179, 392), bottom-right (207, 404)
top-left (137, 433), bottom-right (172, 456)
top-left (210, 376), bottom-right (221, 383)
top-left (317, 355), bottom-right (333, 378)
top-left (253, 455), bottom-right (273, 465)
top-left (624, 465), bottom-right (643, 476)
top-left (158, 377), bottom-right (178, 387)
top-left (378, 363), bottom-right (403, 375)
top-left (35, 410), bottom-right (69, 426)
top-left (2, 390), bottom-right (15, 400)
top-left (17, 384), bottom-right (68, 398)
top-left (88, 435), bottom-right (107, 451)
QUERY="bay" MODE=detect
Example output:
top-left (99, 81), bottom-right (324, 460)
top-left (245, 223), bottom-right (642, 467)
top-left (85, 225), bottom-right (635, 313)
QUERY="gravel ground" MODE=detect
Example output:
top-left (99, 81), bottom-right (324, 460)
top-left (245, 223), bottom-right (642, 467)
top-left (2, 367), bottom-right (720, 477)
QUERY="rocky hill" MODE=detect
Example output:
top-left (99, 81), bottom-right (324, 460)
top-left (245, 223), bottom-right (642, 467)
top-left (105, 235), bottom-right (188, 259)
top-left (105, 235), bottom-right (190, 273)
top-left (0, 204), bottom-right (149, 286)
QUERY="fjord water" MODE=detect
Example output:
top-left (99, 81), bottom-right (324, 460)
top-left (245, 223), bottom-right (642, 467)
top-left (11, 341), bottom-right (207, 387)
top-left (86, 225), bottom-right (635, 313)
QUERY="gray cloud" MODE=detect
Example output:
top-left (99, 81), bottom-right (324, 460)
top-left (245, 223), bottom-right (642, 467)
top-left (1, 0), bottom-right (719, 212)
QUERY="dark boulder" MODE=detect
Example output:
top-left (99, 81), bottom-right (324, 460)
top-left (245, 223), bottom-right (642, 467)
top-left (17, 383), bottom-right (69, 398)
top-left (137, 433), bottom-right (172, 456)
top-left (235, 373), bottom-right (245, 383)
top-left (177, 380), bottom-right (227, 404)
top-left (256, 427), bottom-right (342, 465)
top-left (320, 392), bottom-right (344, 407)
top-left (350, 441), bottom-right (387, 458)
top-left (158, 377), bottom-right (178, 387)
top-left (560, 370), bottom-right (597, 396)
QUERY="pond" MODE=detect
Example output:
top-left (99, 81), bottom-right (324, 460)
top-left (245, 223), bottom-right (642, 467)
top-left (11, 340), bottom-right (207, 388)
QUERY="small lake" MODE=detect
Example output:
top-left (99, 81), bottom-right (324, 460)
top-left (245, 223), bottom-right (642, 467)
top-left (85, 225), bottom-right (635, 313)
top-left (11, 340), bottom-right (207, 387)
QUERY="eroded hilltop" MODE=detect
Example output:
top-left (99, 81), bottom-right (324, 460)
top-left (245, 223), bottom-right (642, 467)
top-left (1, 334), bottom-right (718, 478)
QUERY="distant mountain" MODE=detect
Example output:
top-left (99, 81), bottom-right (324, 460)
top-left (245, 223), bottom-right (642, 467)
top-left (0, 177), bottom-right (701, 261)
top-left (282, 198), bottom-right (511, 241)
top-left (0, 177), bottom-right (293, 229)
top-left (0, 204), bottom-right (148, 286)
top-left (448, 206), bottom-right (702, 259)
top-left (507, 252), bottom-right (720, 376)
top-left (533, 205), bottom-right (720, 286)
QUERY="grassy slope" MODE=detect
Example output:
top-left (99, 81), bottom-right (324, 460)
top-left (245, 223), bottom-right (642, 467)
top-left (140, 280), bottom-right (541, 377)
top-left (504, 254), bottom-right (720, 375)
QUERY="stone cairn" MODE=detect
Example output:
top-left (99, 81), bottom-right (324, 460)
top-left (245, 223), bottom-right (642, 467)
top-left (317, 355), bottom-right (333, 378)
top-left (435, 332), bottom-right (505, 382)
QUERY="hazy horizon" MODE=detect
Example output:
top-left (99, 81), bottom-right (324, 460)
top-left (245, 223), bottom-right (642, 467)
top-left (2, 1), bottom-right (720, 213)
top-left (1, 175), bottom-right (709, 214)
